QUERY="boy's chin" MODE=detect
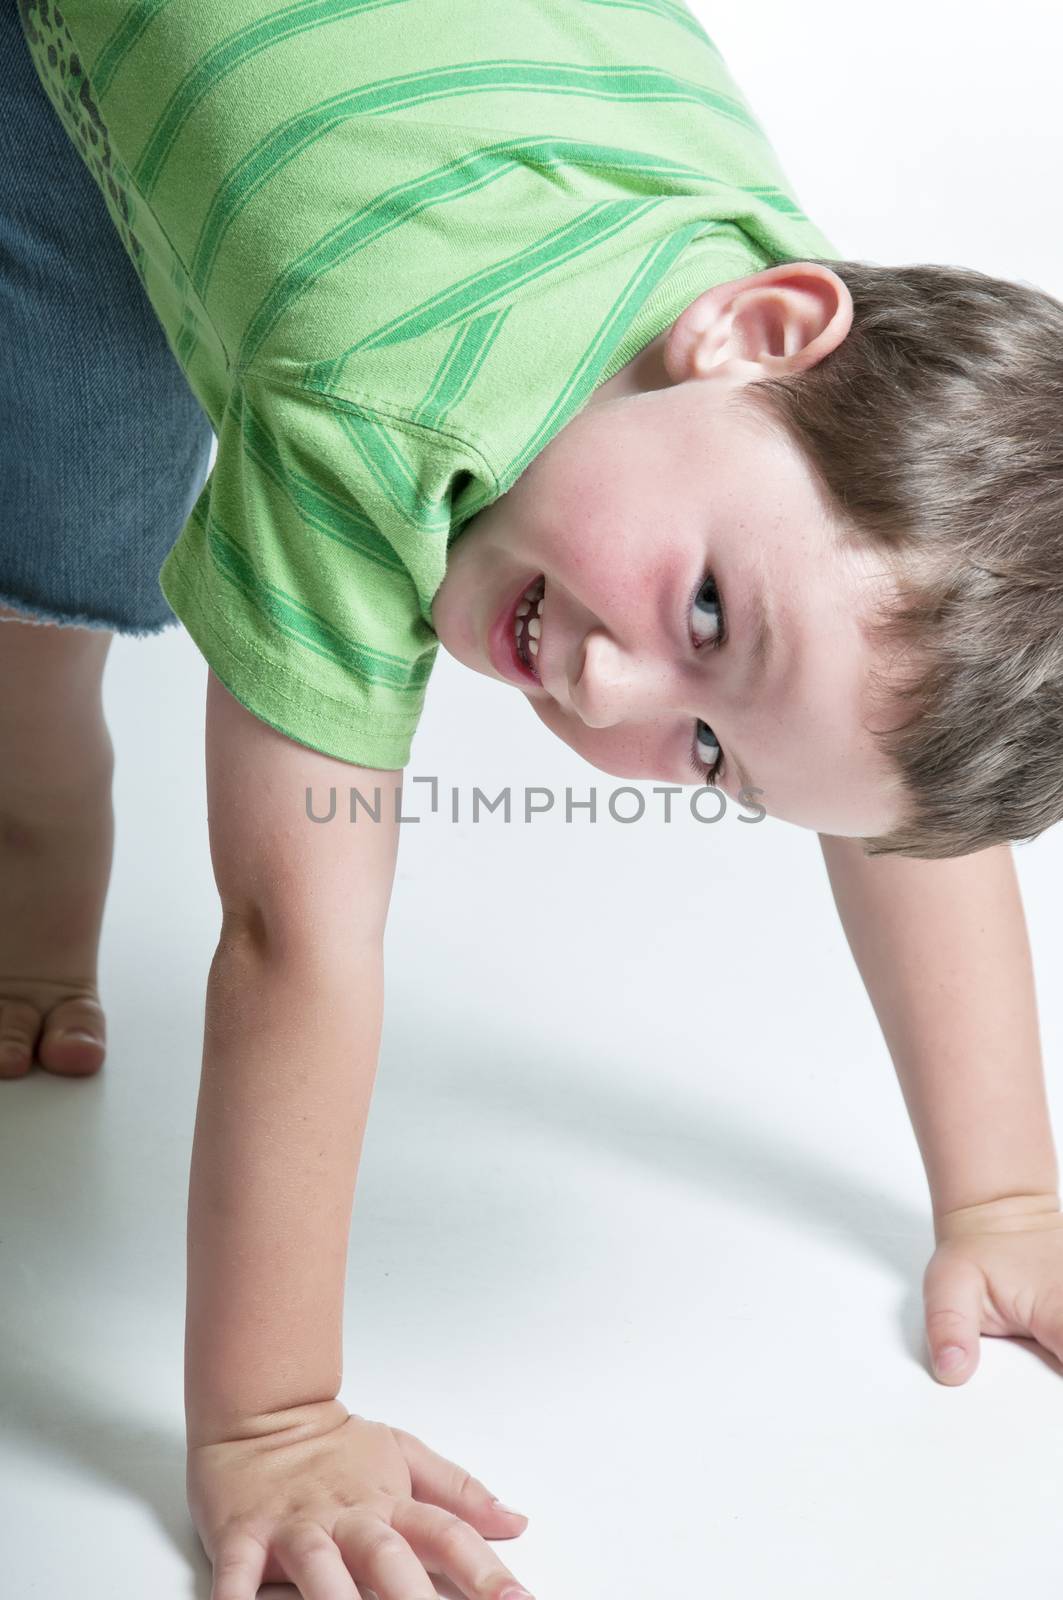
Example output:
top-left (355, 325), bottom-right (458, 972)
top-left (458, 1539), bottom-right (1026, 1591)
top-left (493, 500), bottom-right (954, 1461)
top-left (434, 632), bottom-right (483, 678)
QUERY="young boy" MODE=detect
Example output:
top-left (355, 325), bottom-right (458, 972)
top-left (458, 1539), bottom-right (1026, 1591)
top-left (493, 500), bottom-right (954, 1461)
top-left (4, 2), bottom-right (1063, 1597)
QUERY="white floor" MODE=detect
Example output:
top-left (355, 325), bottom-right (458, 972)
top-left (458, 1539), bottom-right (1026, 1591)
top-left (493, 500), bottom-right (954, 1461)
top-left (4, 3), bottom-right (1063, 1593)
top-left (4, 615), bottom-right (1063, 1597)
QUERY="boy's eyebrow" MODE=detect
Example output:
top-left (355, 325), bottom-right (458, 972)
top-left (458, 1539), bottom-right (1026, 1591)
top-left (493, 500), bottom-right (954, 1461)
top-left (729, 742), bottom-right (756, 799)
top-left (726, 578), bottom-right (776, 799)
top-left (746, 577), bottom-right (776, 693)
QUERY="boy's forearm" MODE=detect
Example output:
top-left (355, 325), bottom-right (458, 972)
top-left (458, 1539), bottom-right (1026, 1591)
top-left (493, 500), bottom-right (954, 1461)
top-left (184, 924), bottom-right (384, 1447)
top-left (818, 835), bottom-right (1058, 1221)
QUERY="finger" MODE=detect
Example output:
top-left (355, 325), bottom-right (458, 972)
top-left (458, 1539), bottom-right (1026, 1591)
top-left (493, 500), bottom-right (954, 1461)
top-left (271, 1520), bottom-right (362, 1600)
top-left (923, 1249), bottom-right (986, 1385)
top-left (210, 1528), bottom-right (270, 1600)
top-left (391, 1425), bottom-right (529, 1536)
top-left (1029, 1285), bottom-right (1063, 1368)
top-left (329, 1508), bottom-right (436, 1598)
top-left (390, 1497), bottom-right (533, 1600)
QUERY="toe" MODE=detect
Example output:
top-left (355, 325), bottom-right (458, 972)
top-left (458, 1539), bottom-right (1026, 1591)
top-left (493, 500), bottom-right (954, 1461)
top-left (0, 999), bottom-right (43, 1079)
top-left (37, 996), bottom-right (107, 1077)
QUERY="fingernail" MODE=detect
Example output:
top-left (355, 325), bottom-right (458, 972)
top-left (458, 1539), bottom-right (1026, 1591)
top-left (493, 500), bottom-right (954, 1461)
top-left (500, 1589), bottom-right (534, 1600)
top-left (935, 1344), bottom-right (965, 1375)
top-left (491, 1499), bottom-right (527, 1517)
top-left (58, 1029), bottom-right (99, 1043)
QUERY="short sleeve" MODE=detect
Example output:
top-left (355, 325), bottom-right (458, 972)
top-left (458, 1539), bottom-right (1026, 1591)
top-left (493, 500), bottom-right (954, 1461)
top-left (159, 369), bottom-right (462, 768)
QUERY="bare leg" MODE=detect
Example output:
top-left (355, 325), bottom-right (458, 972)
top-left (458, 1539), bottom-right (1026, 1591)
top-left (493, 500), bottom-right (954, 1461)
top-left (0, 599), bottom-right (115, 1077)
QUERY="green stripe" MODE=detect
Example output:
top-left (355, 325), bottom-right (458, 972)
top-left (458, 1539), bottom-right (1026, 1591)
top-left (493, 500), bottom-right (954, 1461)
top-left (331, 408), bottom-right (451, 536)
top-left (205, 508), bottom-right (432, 690)
top-left (238, 147), bottom-right (623, 371)
top-left (501, 222), bottom-right (705, 490)
top-left (582, 0), bottom-right (725, 52)
top-left (142, 47), bottom-right (755, 205)
top-left (241, 398), bottom-right (408, 575)
top-left (249, 161), bottom-right (658, 382)
top-left (91, 0), bottom-right (174, 101)
top-left (747, 185), bottom-right (804, 216)
top-left (133, 0), bottom-right (412, 196)
top-left (192, 89), bottom-right (710, 305)
top-left (304, 196), bottom-right (662, 390)
top-left (410, 309), bottom-right (510, 431)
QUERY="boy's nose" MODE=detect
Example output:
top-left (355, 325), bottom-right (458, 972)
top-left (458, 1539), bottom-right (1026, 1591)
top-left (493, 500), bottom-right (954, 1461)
top-left (571, 629), bottom-right (686, 728)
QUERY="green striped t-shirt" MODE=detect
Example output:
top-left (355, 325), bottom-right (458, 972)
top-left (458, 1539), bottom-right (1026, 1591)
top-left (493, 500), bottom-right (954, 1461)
top-left (17, 0), bottom-right (837, 768)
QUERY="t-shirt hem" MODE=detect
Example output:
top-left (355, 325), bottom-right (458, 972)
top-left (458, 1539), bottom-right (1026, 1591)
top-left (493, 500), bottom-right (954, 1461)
top-left (160, 536), bottom-right (419, 770)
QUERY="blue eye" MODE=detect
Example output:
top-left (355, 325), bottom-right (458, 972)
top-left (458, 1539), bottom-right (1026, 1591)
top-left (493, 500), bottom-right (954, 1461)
top-left (692, 719), bottom-right (723, 785)
top-left (688, 572), bottom-right (726, 786)
top-left (692, 573), bottom-right (724, 647)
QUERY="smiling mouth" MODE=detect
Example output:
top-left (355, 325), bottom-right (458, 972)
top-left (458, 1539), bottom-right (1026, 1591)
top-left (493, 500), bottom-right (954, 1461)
top-left (514, 574), bottom-right (545, 674)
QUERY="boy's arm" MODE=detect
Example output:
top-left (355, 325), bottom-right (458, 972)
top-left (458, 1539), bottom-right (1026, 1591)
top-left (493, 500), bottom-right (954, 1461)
top-left (184, 667), bottom-right (403, 1443)
top-left (181, 672), bottom-right (534, 1596)
top-left (816, 834), bottom-right (1058, 1224)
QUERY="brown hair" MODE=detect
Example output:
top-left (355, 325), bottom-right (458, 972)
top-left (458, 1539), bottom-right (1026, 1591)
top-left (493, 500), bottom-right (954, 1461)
top-left (736, 258), bottom-right (1063, 858)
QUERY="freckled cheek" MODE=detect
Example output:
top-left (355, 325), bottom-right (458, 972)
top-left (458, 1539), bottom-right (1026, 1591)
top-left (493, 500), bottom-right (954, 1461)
top-left (544, 477), bottom-right (613, 569)
top-left (525, 483), bottom-right (664, 658)
top-left (556, 506), bottom-right (655, 624)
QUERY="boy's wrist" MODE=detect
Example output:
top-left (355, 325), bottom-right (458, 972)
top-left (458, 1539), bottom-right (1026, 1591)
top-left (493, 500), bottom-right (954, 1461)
top-left (933, 1190), bottom-right (1061, 1244)
top-left (186, 1396), bottom-right (347, 1453)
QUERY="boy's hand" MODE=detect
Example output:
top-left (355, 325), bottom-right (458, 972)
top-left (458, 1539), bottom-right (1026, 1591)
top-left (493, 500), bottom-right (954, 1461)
top-left (187, 1399), bottom-right (533, 1600)
top-left (923, 1192), bottom-right (1063, 1384)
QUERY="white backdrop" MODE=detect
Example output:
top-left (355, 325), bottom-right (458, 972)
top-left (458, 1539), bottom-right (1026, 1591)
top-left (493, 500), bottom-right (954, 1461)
top-left (2, 3), bottom-right (1062, 1595)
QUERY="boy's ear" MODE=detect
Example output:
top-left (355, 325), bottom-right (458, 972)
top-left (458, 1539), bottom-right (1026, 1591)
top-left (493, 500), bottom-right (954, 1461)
top-left (663, 261), bottom-right (853, 386)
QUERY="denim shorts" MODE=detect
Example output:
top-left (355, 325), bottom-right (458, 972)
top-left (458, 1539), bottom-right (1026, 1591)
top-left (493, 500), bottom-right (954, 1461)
top-left (0, 0), bottom-right (214, 636)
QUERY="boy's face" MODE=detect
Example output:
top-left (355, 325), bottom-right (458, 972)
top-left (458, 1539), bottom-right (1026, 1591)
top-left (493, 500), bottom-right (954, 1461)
top-left (431, 263), bottom-right (907, 839)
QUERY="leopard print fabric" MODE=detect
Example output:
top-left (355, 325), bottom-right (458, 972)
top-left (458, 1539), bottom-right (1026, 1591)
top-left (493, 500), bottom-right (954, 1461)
top-left (17, 0), bottom-right (146, 276)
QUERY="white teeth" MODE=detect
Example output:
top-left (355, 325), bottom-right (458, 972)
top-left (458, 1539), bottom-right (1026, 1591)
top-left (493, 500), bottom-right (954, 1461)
top-left (512, 576), bottom-right (544, 676)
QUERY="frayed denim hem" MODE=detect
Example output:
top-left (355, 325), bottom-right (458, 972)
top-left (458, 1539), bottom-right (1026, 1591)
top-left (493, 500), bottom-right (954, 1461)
top-left (0, 589), bottom-right (181, 638)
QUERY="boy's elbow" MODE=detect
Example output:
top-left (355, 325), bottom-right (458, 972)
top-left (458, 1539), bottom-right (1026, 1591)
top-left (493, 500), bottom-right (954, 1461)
top-left (214, 894), bottom-right (386, 970)
top-left (211, 840), bottom-right (396, 965)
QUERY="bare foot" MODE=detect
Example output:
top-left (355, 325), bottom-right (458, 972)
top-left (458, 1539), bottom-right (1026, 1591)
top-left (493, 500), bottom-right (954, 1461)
top-left (0, 772), bottom-right (114, 1080)
top-left (0, 601), bottom-right (115, 1079)
top-left (0, 976), bottom-right (107, 1078)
